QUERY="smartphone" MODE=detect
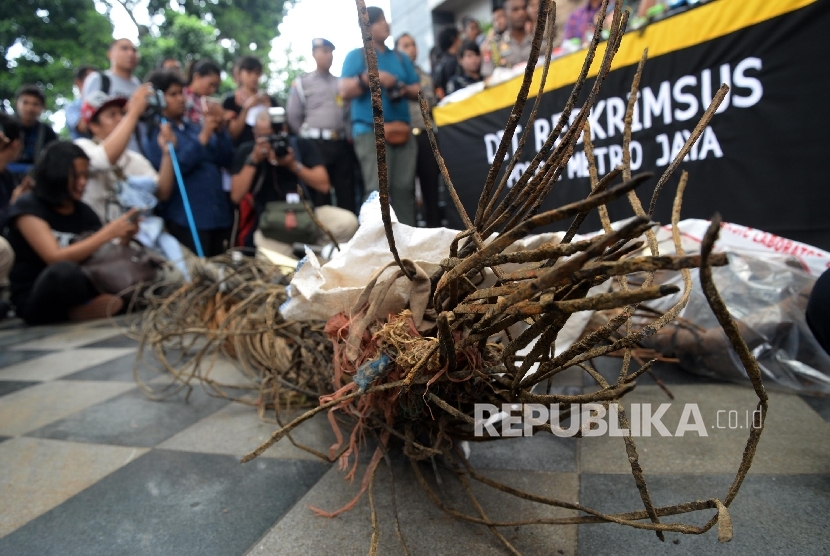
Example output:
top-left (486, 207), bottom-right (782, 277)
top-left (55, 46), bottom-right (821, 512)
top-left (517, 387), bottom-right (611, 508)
top-left (128, 210), bottom-right (143, 223)
top-left (201, 96), bottom-right (222, 112)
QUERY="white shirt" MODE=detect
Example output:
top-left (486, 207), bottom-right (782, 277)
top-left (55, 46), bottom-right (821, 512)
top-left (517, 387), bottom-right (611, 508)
top-left (75, 137), bottom-right (158, 223)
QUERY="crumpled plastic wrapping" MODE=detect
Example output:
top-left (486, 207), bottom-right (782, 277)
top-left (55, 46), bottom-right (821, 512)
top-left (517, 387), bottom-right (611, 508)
top-left (632, 221), bottom-right (830, 394)
top-left (283, 205), bottom-right (830, 394)
top-left (281, 193), bottom-right (459, 323)
top-left (281, 193), bottom-right (593, 354)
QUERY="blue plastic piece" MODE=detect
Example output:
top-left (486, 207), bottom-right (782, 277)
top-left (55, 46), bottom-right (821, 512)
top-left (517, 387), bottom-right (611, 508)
top-left (162, 117), bottom-right (204, 258)
top-left (354, 353), bottom-right (393, 393)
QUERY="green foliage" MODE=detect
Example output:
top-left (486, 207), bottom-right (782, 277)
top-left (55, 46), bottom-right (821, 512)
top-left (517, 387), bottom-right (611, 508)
top-left (135, 0), bottom-right (296, 93)
top-left (269, 43), bottom-right (308, 106)
top-left (145, 0), bottom-right (294, 56)
top-left (1, 0), bottom-right (295, 123)
top-left (135, 9), bottom-right (225, 80)
top-left (1, 0), bottom-right (113, 112)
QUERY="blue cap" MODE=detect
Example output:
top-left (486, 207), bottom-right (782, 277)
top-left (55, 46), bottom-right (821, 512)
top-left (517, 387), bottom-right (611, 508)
top-left (312, 38), bottom-right (335, 50)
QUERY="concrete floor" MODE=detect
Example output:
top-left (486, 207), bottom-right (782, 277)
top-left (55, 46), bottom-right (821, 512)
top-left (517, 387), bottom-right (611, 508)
top-left (0, 316), bottom-right (828, 555)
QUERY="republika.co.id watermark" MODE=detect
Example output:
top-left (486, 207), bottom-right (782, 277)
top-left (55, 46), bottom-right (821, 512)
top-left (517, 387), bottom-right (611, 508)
top-left (473, 403), bottom-right (764, 438)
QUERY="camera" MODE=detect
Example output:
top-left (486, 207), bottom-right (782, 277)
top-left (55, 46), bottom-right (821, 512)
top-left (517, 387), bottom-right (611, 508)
top-left (267, 133), bottom-right (290, 157)
top-left (141, 87), bottom-right (167, 122)
top-left (387, 83), bottom-right (405, 103)
top-left (268, 106), bottom-right (286, 125)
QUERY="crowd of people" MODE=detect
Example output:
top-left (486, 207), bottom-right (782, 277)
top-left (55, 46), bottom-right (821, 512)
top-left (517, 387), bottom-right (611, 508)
top-left (0, 0), bottom-right (684, 326)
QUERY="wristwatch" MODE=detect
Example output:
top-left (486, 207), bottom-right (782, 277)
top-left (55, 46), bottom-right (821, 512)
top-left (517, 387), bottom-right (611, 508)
top-left (293, 161), bottom-right (304, 173)
top-left (245, 154), bottom-right (258, 167)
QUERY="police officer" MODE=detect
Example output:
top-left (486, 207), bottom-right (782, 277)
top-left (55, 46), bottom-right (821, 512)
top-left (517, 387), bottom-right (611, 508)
top-left (481, 0), bottom-right (534, 78)
top-left (286, 38), bottom-right (357, 213)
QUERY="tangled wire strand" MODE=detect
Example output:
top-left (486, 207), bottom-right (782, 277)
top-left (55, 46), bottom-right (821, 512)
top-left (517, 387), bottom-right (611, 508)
top-left (130, 0), bottom-right (769, 553)
top-left (127, 253), bottom-right (334, 415)
top-left (236, 0), bottom-right (768, 553)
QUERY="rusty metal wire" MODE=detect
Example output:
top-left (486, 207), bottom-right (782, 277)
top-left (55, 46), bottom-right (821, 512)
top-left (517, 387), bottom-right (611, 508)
top-left (129, 253), bottom-right (333, 415)
top-left (150, 1), bottom-right (765, 552)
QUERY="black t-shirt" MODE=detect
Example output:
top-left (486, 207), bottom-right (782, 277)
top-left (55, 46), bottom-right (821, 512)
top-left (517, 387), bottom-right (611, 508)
top-left (432, 53), bottom-right (460, 93)
top-left (231, 136), bottom-right (323, 209)
top-left (5, 193), bottom-right (102, 307)
top-left (222, 93), bottom-right (281, 147)
top-left (0, 169), bottom-right (17, 231)
top-left (446, 73), bottom-right (483, 95)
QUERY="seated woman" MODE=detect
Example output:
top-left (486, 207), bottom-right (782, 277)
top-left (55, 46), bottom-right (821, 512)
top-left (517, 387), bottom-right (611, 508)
top-left (142, 70), bottom-right (235, 257)
top-left (5, 141), bottom-right (140, 325)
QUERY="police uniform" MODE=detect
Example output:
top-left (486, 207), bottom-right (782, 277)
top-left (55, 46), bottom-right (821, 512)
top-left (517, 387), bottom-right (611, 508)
top-left (286, 38), bottom-right (357, 212)
top-left (480, 31), bottom-right (535, 77)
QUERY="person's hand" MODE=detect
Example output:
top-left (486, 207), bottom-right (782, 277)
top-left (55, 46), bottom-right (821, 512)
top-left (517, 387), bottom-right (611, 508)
top-left (377, 71), bottom-right (398, 89)
top-left (10, 176), bottom-right (33, 203)
top-left (0, 131), bottom-right (9, 150)
top-left (275, 147), bottom-right (296, 170)
top-left (252, 137), bottom-right (273, 164)
top-left (258, 92), bottom-right (272, 107)
top-left (199, 113), bottom-right (221, 144)
top-left (126, 83), bottom-right (153, 118)
top-left (157, 122), bottom-right (176, 154)
top-left (104, 208), bottom-right (141, 242)
top-left (235, 88), bottom-right (250, 107)
top-left (206, 99), bottom-right (224, 121)
top-left (198, 113), bottom-right (221, 144)
top-left (242, 92), bottom-right (260, 110)
top-left (203, 113), bottom-right (221, 133)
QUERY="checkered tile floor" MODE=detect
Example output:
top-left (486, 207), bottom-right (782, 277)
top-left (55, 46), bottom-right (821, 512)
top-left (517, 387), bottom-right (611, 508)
top-left (0, 316), bottom-right (828, 555)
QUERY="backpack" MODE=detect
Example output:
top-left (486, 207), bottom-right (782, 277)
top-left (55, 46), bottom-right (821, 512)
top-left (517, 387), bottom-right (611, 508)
top-left (100, 73), bottom-right (112, 95)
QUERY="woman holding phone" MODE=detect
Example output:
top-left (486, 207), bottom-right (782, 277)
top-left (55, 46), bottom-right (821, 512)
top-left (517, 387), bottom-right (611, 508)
top-left (222, 56), bottom-right (279, 146)
top-left (183, 60), bottom-right (223, 125)
top-left (5, 141), bottom-right (140, 324)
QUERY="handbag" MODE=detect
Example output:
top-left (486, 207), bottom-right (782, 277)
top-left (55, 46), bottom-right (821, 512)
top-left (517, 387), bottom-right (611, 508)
top-left (248, 152), bottom-right (318, 245)
top-left (80, 240), bottom-right (165, 295)
top-left (384, 121), bottom-right (411, 146)
top-left (259, 200), bottom-right (316, 244)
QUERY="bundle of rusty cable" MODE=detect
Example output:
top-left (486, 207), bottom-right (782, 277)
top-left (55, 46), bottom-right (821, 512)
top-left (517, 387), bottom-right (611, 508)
top-left (241, 0), bottom-right (769, 552)
top-left (130, 252), bottom-right (334, 412)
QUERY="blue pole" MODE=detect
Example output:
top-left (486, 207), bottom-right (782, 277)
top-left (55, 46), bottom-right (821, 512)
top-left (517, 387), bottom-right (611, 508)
top-left (162, 117), bottom-right (204, 258)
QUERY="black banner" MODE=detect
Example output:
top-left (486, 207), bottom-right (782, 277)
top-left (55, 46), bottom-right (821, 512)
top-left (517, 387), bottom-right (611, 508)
top-left (435, 0), bottom-right (830, 249)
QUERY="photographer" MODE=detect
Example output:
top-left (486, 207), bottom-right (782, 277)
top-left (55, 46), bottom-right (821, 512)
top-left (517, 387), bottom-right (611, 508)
top-left (231, 111), bottom-right (357, 255)
top-left (75, 86), bottom-right (176, 223)
top-left (142, 70), bottom-right (235, 257)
